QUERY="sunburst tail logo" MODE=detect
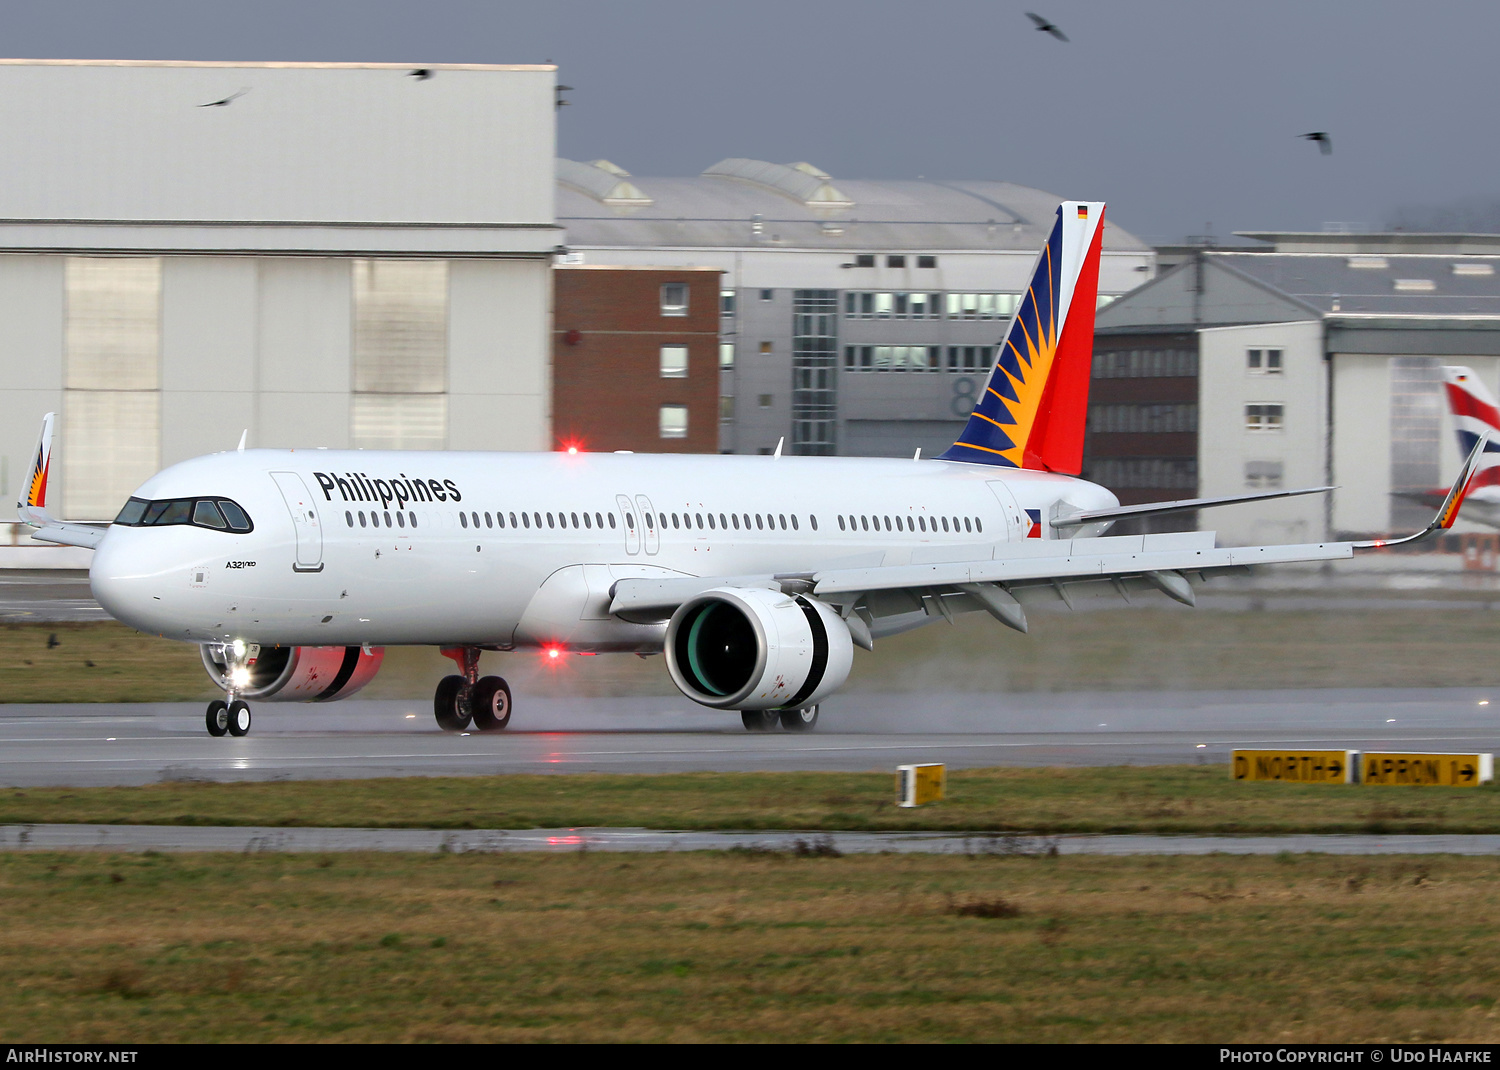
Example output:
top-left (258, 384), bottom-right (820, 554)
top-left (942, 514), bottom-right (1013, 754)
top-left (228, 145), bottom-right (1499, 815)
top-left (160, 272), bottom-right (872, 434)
top-left (939, 202), bottom-right (1105, 473)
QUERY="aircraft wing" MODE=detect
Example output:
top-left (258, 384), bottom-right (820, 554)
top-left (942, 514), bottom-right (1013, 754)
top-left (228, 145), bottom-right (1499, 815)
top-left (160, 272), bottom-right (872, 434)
top-left (610, 433), bottom-right (1493, 646)
top-left (609, 531), bottom-right (1348, 645)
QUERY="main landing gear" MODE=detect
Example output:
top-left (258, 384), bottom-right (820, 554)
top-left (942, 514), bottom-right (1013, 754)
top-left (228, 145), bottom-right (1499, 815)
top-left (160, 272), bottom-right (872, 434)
top-left (741, 705), bottom-right (820, 732)
top-left (435, 646), bottom-right (512, 733)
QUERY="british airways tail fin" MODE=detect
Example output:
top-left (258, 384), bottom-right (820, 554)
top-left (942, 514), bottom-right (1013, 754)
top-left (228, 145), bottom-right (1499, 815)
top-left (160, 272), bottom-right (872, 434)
top-left (939, 200), bottom-right (1105, 472)
top-left (1442, 366), bottom-right (1500, 494)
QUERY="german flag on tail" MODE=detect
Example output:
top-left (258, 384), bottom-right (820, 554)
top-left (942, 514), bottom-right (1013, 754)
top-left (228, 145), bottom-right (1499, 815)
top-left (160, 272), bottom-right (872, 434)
top-left (939, 201), bottom-right (1105, 474)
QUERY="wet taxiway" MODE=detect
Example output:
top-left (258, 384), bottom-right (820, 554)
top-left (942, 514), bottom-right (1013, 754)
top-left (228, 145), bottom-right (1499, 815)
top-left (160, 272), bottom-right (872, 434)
top-left (0, 687), bottom-right (1497, 787)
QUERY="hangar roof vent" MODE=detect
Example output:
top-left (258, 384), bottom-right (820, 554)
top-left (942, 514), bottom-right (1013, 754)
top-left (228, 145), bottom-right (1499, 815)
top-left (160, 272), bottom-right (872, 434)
top-left (556, 158), bottom-right (653, 208)
top-left (702, 158), bottom-right (855, 210)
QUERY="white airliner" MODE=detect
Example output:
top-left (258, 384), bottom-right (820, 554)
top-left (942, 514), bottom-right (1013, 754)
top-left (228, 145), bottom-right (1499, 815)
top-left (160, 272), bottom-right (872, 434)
top-left (16, 203), bottom-right (1488, 737)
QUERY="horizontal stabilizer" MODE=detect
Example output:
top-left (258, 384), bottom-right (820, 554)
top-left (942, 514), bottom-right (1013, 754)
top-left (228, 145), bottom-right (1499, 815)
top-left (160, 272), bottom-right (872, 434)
top-left (30, 522), bottom-right (105, 549)
top-left (1053, 486), bottom-right (1335, 529)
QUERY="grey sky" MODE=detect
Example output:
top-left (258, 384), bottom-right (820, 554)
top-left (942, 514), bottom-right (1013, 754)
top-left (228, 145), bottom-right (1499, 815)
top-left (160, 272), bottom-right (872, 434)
top-left (4, 1), bottom-right (1495, 242)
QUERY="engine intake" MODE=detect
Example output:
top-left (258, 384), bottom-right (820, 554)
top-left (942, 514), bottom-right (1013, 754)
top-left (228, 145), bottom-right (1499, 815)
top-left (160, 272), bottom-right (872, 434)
top-left (200, 644), bottom-right (384, 702)
top-left (665, 587), bottom-right (853, 710)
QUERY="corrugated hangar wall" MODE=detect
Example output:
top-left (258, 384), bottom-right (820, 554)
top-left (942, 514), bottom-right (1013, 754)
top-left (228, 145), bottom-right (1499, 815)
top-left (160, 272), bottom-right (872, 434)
top-left (0, 60), bottom-right (560, 521)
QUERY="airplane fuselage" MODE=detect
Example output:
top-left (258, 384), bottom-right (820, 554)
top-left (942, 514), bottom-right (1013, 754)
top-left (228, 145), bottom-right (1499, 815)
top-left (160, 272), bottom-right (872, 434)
top-left (88, 449), bottom-right (1119, 650)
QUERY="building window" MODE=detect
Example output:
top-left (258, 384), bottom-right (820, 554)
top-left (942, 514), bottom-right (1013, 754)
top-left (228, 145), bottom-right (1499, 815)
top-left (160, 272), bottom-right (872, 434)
top-left (1245, 403), bottom-right (1284, 432)
top-left (660, 344), bottom-right (688, 378)
top-left (886, 255), bottom-right (906, 268)
top-left (721, 289), bottom-right (736, 317)
top-left (659, 404), bottom-right (688, 439)
top-left (917, 255), bottom-right (937, 269)
top-left (660, 283), bottom-right (688, 316)
top-left (62, 257), bottom-right (162, 519)
top-left (719, 343), bottom-right (735, 369)
top-left (759, 341), bottom-right (773, 353)
top-left (1087, 458), bottom-right (1198, 491)
top-left (843, 292), bottom-right (942, 319)
top-left (759, 288), bottom-right (774, 301)
top-left (1245, 460), bottom-right (1284, 489)
top-left (946, 346), bottom-right (996, 373)
top-left (352, 260), bottom-right (448, 451)
top-left (1247, 348), bottom-right (1283, 374)
top-left (1092, 349), bottom-right (1199, 378)
top-left (843, 345), bottom-right (943, 372)
top-left (1088, 403), bottom-right (1198, 434)
top-left (792, 290), bottom-right (838, 456)
top-left (758, 394), bottom-right (773, 408)
top-left (719, 396), bottom-right (735, 420)
top-left (854, 255), bottom-right (875, 268)
top-left (945, 293), bottom-right (1019, 320)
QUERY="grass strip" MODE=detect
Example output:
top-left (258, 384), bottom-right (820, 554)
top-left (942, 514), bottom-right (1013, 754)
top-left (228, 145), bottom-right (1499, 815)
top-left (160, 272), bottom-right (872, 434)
top-left (6, 766), bottom-right (1500, 834)
top-left (2, 850), bottom-right (1498, 1042)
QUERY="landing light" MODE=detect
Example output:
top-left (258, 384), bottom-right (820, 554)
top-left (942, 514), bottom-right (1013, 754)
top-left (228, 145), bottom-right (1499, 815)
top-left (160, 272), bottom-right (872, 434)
top-left (230, 667), bottom-right (251, 687)
top-left (231, 639), bottom-right (246, 658)
top-left (1482, 700), bottom-right (1490, 707)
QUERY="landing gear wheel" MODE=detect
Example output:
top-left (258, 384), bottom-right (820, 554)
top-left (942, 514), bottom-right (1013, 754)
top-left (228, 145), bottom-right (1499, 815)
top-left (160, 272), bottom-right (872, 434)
top-left (227, 700), bottom-right (252, 737)
top-left (205, 699), bottom-right (229, 737)
top-left (471, 676), bottom-right (512, 732)
top-left (780, 705), bottom-right (819, 732)
top-left (434, 675), bottom-right (471, 732)
top-left (741, 710), bottom-right (779, 732)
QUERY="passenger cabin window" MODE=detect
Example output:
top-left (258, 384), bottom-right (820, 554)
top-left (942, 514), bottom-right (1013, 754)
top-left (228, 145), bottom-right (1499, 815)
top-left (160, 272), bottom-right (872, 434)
top-left (115, 496), bottom-right (253, 533)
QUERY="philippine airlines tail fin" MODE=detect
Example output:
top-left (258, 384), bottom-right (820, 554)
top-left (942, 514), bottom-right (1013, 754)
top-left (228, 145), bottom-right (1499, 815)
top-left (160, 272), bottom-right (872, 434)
top-left (16, 413), bottom-right (104, 549)
top-left (940, 200), bottom-right (1104, 472)
top-left (1443, 366), bottom-right (1500, 494)
top-left (17, 412), bottom-right (55, 527)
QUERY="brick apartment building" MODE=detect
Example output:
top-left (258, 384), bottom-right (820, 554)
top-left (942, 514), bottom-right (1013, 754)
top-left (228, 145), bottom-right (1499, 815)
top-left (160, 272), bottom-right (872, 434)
top-left (552, 265), bottom-right (722, 453)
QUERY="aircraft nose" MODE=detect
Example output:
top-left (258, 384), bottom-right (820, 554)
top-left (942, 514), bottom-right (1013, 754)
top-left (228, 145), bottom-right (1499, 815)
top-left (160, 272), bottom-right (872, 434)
top-left (89, 534), bottom-right (167, 630)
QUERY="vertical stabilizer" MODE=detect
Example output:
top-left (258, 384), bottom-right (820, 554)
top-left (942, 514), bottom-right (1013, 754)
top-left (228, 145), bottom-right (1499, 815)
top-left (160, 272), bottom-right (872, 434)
top-left (1442, 366), bottom-right (1500, 493)
top-left (940, 201), bottom-right (1105, 472)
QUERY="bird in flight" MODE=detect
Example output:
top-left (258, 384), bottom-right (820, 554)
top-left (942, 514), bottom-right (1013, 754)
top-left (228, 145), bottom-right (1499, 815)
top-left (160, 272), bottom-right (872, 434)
top-left (409, 69), bottom-right (433, 80)
top-left (1026, 12), bottom-right (1069, 41)
top-left (199, 88), bottom-right (249, 108)
top-left (1300, 131), bottom-right (1333, 155)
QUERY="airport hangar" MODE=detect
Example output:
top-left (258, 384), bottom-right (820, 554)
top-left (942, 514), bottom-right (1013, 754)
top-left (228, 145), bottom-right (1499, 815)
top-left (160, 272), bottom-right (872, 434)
top-left (1090, 231), bottom-right (1500, 546)
top-left (0, 58), bottom-right (560, 526)
top-left (554, 158), bottom-right (1156, 460)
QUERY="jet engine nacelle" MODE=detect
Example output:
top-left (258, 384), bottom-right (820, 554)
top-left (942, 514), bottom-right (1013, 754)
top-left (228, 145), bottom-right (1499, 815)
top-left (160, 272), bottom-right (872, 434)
top-left (200, 644), bottom-right (384, 702)
top-left (665, 586), bottom-right (854, 711)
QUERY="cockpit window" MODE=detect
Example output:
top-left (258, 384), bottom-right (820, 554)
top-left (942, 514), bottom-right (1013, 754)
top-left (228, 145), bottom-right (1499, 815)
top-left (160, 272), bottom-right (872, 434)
top-left (115, 496), bottom-right (254, 533)
top-left (114, 499), bottom-right (147, 526)
top-left (192, 501), bottom-right (227, 529)
top-left (218, 501), bottom-right (251, 530)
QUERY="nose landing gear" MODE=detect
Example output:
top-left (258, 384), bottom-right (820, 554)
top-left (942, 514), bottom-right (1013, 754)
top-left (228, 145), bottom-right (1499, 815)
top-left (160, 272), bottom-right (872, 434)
top-left (436, 646), bottom-right (512, 733)
top-left (205, 643), bottom-right (256, 737)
